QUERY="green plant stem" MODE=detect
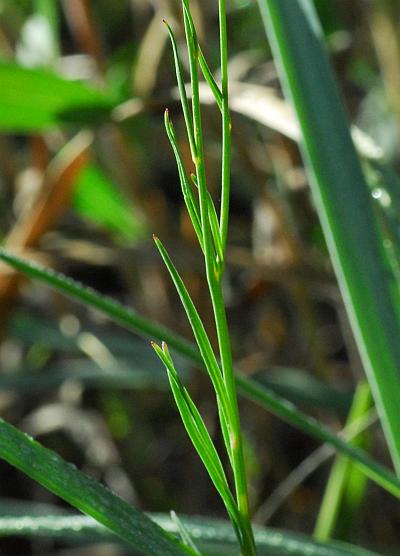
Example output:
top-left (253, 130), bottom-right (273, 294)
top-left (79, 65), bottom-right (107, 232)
top-left (218, 0), bottom-right (231, 255)
top-left (210, 279), bottom-right (257, 556)
top-left (182, 4), bottom-right (255, 552)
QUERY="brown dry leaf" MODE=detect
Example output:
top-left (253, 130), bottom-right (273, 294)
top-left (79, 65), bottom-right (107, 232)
top-left (0, 131), bottom-right (93, 321)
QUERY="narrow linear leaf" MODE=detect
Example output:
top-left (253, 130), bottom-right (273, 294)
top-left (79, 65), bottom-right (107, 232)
top-left (0, 249), bottom-right (198, 362)
top-left (198, 47), bottom-right (223, 111)
top-left (164, 20), bottom-right (196, 158)
top-left (1, 250), bottom-right (400, 498)
top-left (170, 511), bottom-right (201, 556)
top-left (257, 0), bottom-right (400, 473)
top-left (164, 111), bottom-right (203, 249)
top-left (152, 238), bottom-right (229, 417)
top-left (207, 191), bottom-right (224, 264)
top-left (0, 418), bottom-right (190, 556)
top-left (190, 173), bottom-right (223, 264)
top-left (0, 513), bottom-right (382, 556)
top-left (152, 342), bottom-right (239, 526)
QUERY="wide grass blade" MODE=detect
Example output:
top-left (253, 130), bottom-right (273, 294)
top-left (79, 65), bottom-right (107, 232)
top-left (0, 512), bottom-right (382, 556)
top-left (0, 63), bottom-right (115, 131)
top-left (257, 0), bottom-right (400, 474)
top-left (0, 418), bottom-right (191, 556)
top-left (1, 249), bottom-right (400, 497)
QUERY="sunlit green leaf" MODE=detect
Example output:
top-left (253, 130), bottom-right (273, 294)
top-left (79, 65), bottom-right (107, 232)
top-left (0, 63), bottom-right (116, 131)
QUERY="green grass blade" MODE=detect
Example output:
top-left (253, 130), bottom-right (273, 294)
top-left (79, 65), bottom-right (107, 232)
top-left (0, 512), bottom-right (382, 556)
top-left (164, 110), bottom-right (203, 250)
top-left (181, 0), bottom-right (216, 281)
top-left (0, 249), bottom-right (199, 362)
top-left (207, 191), bottom-right (224, 265)
top-left (198, 47), bottom-right (223, 111)
top-left (170, 511), bottom-right (201, 556)
top-left (314, 382), bottom-right (373, 541)
top-left (189, 173), bottom-right (223, 263)
top-left (1, 249), bottom-right (400, 498)
top-left (0, 418), bottom-right (190, 556)
top-left (164, 19), bottom-right (197, 159)
top-left (152, 342), bottom-right (240, 528)
top-left (240, 377), bottom-right (400, 498)
top-left (257, 0), bottom-right (400, 474)
top-left (152, 238), bottom-right (229, 415)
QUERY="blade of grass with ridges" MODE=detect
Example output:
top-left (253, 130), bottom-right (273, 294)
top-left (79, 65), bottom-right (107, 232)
top-left (1, 249), bottom-right (400, 497)
top-left (0, 418), bottom-right (192, 556)
top-left (0, 513), bottom-right (382, 556)
top-left (257, 0), bottom-right (400, 475)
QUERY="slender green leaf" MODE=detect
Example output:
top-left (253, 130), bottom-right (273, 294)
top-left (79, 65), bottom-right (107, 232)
top-left (257, 0), bottom-right (400, 474)
top-left (0, 362), bottom-right (169, 392)
top-left (198, 47), bottom-right (223, 111)
top-left (1, 250), bottom-right (400, 498)
top-left (190, 173), bottom-right (223, 262)
top-left (0, 63), bottom-right (115, 131)
top-left (0, 250), bottom-right (198, 361)
top-left (153, 238), bottom-right (229, 416)
top-left (170, 511), bottom-right (201, 556)
top-left (207, 191), bottom-right (224, 264)
top-left (0, 512), bottom-right (382, 556)
top-left (0, 418), bottom-right (190, 556)
top-left (152, 342), bottom-right (239, 527)
top-left (164, 110), bottom-right (203, 250)
top-left (153, 238), bottom-right (235, 467)
top-left (164, 19), bottom-right (196, 158)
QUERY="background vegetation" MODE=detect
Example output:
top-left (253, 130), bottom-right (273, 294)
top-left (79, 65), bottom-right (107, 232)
top-left (0, 0), bottom-right (400, 554)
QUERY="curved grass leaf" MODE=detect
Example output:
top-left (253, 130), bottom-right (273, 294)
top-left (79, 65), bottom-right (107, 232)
top-left (164, 111), bottom-right (203, 250)
top-left (152, 342), bottom-right (239, 530)
top-left (1, 250), bottom-right (400, 498)
top-left (0, 418), bottom-right (191, 556)
top-left (257, 0), bottom-right (400, 474)
top-left (164, 19), bottom-right (196, 158)
top-left (0, 63), bottom-right (115, 131)
top-left (152, 238), bottom-right (229, 416)
top-left (0, 512), bottom-right (382, 556)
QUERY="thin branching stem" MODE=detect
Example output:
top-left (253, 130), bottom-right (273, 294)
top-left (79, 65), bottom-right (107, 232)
top-left (164, 3), bottom-right (257, 553)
